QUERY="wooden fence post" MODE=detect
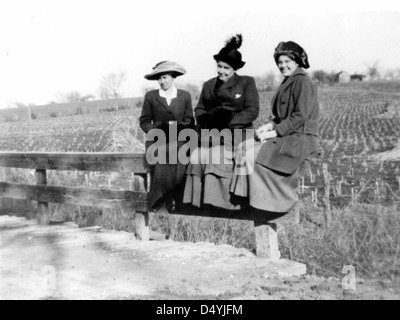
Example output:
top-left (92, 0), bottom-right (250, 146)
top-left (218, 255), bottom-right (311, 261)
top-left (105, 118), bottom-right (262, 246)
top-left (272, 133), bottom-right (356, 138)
top-left (322, 163), bottom-right (332, 227)
top-left (35, 169), bottom-right (50, 225)
top-left (135, 172), bottom-right (150, 241)
top-left (293, 202), bottom-right (301, 225)
top-left (135, 212), bottom-right (150, 241)
top-left (254, 222), bottom-right (281, 260)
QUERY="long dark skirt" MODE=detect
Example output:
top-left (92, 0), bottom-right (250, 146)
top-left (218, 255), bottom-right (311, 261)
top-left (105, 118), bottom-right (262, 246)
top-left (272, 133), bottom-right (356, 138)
top-left (183, 145), bottom-right (241, 210)
top-left (230, 142), bottom-right (299, 213)
top-left (147, 141), bottom-right (187, 208)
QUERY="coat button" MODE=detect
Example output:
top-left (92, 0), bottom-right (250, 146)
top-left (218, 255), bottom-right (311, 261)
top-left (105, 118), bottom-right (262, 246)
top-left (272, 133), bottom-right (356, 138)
top-left (282, 100), bottom-right (286, 104)
top-left (273, 139), bottom-right (277, 144)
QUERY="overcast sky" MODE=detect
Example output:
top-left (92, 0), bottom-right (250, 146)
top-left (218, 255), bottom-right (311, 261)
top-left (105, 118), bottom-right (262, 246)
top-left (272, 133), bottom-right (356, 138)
top-left (1, 0), bottom-right (400, 108)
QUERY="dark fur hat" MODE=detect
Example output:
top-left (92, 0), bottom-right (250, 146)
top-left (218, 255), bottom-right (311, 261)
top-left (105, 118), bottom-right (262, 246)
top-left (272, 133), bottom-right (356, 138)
top-left (274, 41), bottom-right (310, 69)
top-left (213, 34), bottom-right (246, 70)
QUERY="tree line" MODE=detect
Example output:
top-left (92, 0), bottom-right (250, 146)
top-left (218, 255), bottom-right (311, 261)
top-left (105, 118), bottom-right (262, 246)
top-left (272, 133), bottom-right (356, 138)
top-left (10, 61), bottom-right (400, 111)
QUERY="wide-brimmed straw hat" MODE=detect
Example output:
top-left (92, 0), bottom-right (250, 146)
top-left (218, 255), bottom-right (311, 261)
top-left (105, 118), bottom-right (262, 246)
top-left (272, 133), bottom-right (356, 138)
top-left (144, 61), bottom-right (187, 80)
top-left (213, 34), bottom-right (246, 70)
top-left (273, 41), bottom-right (310, 69)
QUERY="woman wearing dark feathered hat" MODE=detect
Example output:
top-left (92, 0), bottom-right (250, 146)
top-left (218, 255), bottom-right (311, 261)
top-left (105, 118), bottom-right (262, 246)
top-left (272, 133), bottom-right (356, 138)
top-left (140, 61), bottom-right (194, 211)
top-left (183, 34), bottom-right (260, 210)
top-left (231, 41), bottom-right (320, 214)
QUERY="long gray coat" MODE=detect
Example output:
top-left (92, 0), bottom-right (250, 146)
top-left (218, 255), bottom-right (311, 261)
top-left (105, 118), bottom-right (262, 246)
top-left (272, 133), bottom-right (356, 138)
top-left (256, 68), bottom-right (319, 174)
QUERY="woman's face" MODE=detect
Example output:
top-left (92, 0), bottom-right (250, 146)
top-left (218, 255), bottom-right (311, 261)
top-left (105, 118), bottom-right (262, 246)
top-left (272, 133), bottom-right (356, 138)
top-left (217, 61), bottom-right (235, 82)
top-left (158, 74), bottom-right (174, 91)
top-left (277, 55), bottom-right (299, 77)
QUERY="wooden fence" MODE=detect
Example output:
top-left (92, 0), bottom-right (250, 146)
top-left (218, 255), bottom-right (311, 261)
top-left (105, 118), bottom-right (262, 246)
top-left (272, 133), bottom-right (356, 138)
top-left (0, 152), bottom-right (285, 259)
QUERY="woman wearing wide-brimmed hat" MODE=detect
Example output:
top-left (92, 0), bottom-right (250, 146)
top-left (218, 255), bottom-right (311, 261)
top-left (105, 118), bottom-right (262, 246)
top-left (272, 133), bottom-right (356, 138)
top-left (140, 61), bottom-right (194, 211)
top-left (183, 34), bottom-right (260, 210)
top-left (231, 41), bottom-right (320, 213)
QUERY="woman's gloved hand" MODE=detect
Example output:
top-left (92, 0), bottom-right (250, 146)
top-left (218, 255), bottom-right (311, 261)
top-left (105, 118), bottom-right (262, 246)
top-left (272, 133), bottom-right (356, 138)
top-left (196, 112), bottom-right (213, 130)
top-left (208, 107), bottom-right (234, 131)
top-left (256, 129), bottom-right (278, 143)
top-left (153, 122), bottom-right (169, 132)
top-left (256, 122), bottom-right (275, 135)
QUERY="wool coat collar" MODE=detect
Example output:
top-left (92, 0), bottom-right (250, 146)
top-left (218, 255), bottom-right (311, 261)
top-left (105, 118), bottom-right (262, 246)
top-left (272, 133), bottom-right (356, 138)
top-left (271, 68), bottom-right (307, 108)
top-left (209, 73), bottom-right (240, 91)
top-left (221, 73), bottom-right (240, 89)
top-left (154, 89), bottom-right (183, 120)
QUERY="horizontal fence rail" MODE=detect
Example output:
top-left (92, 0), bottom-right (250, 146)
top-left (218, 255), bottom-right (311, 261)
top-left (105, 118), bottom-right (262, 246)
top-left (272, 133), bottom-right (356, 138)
top-left (0, 151), bottom-right (286, 259)
top-left (176, 204), bottom-right (286, 223)
top-left (0, 152), bottom-right (148, 173)
top-left (0, 182), bottom-right (148, 212)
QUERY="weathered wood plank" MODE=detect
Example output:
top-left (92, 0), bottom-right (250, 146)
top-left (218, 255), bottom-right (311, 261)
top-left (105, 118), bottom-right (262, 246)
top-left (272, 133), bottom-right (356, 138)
top-left (172, 204), bottom-right (287, 224)
top-left (35, 169), bottom-right (50, 225)
top-left (0, 152), bottom-right (148, 173)
top-left (254, 222), bottom-right (281, 260)
top-left (135, 212), bottom-right (150, 241)
top-left (0, 182), bottom-right (148, 212)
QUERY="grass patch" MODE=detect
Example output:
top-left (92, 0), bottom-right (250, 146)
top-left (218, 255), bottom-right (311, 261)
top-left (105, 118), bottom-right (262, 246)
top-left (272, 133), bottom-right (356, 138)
top-left (1, 168), bottom-right (399, 280)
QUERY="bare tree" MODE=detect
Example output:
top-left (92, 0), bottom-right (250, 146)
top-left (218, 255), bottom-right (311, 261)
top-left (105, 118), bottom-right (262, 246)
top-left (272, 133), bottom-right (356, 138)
top-left (100, 72), bottom-right (127, 111)
top-left (65, 91), bottom-right (82, 102)
top-left (312, 70), bottom-right (329, 85)
top-left (12, 101), bottom-right (36, 121)
top-left (365, 61), bottom-right (381, 81)
top-left (99, 86), bottom-right (111, 100)
top-left (384, 68), bottom-right (400, 81)
top-left (56, 91), bottom-right (94, 103)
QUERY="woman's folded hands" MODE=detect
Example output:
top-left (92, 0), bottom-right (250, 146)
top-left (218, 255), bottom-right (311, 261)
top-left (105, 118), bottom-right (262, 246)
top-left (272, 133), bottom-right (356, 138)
top-left (256, 122), bottom-right (277, 143)
top-left (152, 121), bottom-right (195, 134)
top-left (197, 107), bottom-right (234, 131)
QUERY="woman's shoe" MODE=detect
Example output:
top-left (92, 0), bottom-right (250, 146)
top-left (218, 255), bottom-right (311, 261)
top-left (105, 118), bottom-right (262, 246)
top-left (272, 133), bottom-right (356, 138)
top-left (166, 198), bottom-right (177, 213)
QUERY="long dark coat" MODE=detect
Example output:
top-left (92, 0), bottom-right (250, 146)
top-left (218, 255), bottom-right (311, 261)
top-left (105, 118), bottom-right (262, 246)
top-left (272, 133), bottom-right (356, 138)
top-left (256, 68), bottom-right (319, 174)
top-left (196, 74), bottom-right (260, 131)
top-left (183, 74), bottom-right (259, 210)
top-left (140, 89), bottom-right (194, 134)
top-left (139, 89), bottom-right (194, 208)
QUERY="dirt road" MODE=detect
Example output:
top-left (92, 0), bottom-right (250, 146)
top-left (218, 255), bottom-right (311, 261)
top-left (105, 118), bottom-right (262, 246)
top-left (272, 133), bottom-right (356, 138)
top-left (0, 215), bottom-right (398, 300)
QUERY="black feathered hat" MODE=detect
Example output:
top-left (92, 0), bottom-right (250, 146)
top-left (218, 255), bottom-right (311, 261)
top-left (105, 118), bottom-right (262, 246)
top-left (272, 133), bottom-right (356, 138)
top-left (274, 41), bottom-right (310, 69)
top-left (213, 34), bottom-right (246, 70)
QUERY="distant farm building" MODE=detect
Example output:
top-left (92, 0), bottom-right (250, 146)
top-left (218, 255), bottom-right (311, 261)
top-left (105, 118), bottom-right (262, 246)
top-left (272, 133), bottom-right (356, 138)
top-left (334, 71), bottom-right (351, 83)
top-left (350, 74), bottom-right (366, 82)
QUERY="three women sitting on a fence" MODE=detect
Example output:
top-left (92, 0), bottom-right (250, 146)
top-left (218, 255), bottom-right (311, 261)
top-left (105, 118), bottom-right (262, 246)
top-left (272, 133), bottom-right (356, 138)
top-left (140, 39), bottom-right (319, 216)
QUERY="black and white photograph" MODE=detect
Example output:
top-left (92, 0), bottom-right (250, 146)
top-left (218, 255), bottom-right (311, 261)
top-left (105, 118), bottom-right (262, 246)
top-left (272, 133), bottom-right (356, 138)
top-left (0, 0), bottom-right (399, 303)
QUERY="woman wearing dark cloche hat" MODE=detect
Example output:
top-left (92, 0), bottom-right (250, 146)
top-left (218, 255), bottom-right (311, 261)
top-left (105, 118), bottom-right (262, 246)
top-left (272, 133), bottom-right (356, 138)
top-left (231, 41), bottom-right (320, 216)
top-left (183, 34), bottom-right (260, 210)
top-left (273, 41), bottom-right (310, 69)
top-left (140, 60), bottom-right (194, 212)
